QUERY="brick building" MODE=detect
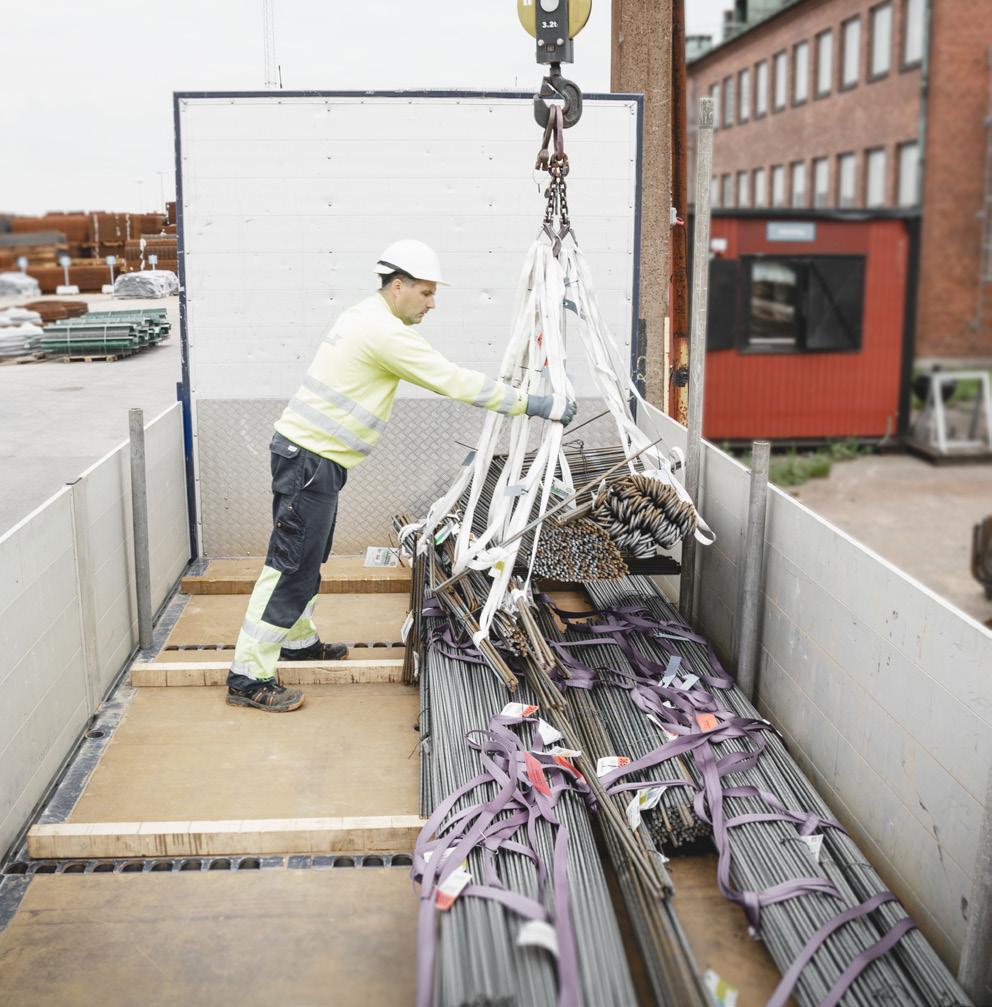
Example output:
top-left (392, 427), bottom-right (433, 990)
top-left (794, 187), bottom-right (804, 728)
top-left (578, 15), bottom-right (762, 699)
top-left (688, 0), bottom-right (992, 364)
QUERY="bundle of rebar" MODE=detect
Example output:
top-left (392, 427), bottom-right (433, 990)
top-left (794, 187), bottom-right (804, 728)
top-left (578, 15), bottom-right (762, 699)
top-left (551, 576), bottom-right (970, 1007)
top-left (589, 473), bottom-right (697, 556)
top-left (531, 515), bottom-right (628, 581)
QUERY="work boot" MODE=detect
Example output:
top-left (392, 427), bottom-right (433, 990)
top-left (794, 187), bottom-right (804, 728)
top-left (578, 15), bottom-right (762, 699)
top-left (226, 678), bottom-right (305, 712)
top-left (279, 640), bottom-right (349, 661)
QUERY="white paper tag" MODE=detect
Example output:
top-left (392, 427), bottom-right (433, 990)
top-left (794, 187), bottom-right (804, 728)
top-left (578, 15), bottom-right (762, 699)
top-left (536, 719), bottom-right (562, 745)
top-left (647, 714), bottom-right (679, 742)
top-left (400, 610), bottom-right (414, 644)
top-left (548, 746), bottom-right (582, 758)
top-left (798, 834), bottom-right (824, 863)
top-left (626, 787), bottom-right (667, 830)
top-left (504, 483), bottom-right (527, 497)
top-left (502, 702), bottom-right (539, 719)
top-left (435, 868), bottom-right (472, 911)
top-left (596, 755), bottom-right (631, 778)
top-left (517, 920), bottom-right (559, 956)
top-left (676, 673), bottom-right (700, 691)
top-left (704, 969), bottom-right (738, 1007)
top-left (364, 546), bottom-right (399, 568)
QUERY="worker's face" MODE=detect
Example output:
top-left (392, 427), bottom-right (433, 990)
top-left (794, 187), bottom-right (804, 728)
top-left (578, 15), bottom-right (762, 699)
top-left (392, 278), bottom-right (437, 326)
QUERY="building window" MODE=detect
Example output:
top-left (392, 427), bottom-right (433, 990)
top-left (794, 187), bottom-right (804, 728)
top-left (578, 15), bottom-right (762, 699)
top-left (897, 141), bottom-right (919, 206)
top-left (745, 256), bottom-right (866, 353)
top-left (739, 67), bottom-right (751, 122)
top-left (710, 82), bottom-right (720, 129)
top-left (722, 173), bottom-right (734, 207)
top-left (753, 167), bottom-right (767, 207)
top-left (841, 17), bottom-right (861, 88)
top-left (723, 75), bottom-right (735, 127)
top-left (865, 147), bottom-right (887, 206)
top-left (793, 42), bottom-right (809, 104)
top-left (869, 3), bottom-right (892, 78)
top-left (903, 0), bottom-right (925, 65)
top-left (711, 175), bottom-right (720, 208)
top-left (791, 161), bottom-right (807, 207)
top-left (755, 60), bottom-right (769, 116)
top-left (772, 164), bottom-right (786, 207)
top-left (737, 171), bottom-right (750, 208)
top-left (837, 152), bottom-right (857, 207)
top-left (773, 51), bottom-right (788, 110)
top-left (813, 157), bottom-right (830, 207)
top-left (816, 30), bottom-right (833, 96)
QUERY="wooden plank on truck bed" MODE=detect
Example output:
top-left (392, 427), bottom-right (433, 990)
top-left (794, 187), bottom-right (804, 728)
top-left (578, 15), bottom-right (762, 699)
top-left (161, 592), bottom-right (409, 649)
top-left (28, 815), bottom-right (425, 858)
top-left (61, 684), bottom-right (420, 824)
top-left (131, 658), bottom-right (405, 687)
top-left (182, 555), bottom-right (410, 595)
top-left (0, 870), bottom-right (416, 1006)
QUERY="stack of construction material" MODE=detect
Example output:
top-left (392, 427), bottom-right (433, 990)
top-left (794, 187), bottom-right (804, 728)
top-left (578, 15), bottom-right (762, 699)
top-left (26, 260), bottom-right (119, 294)
top-left (124, 235), bottom-right (178, 273)
top-left (40, 310), bottom-right (168, 359)
top-left (113, 270), bottom-right (178, 299)
top-left (89, 212), bottom-right (129, 259)
top-left (0, 230), bottom-right (69, 270)
top-left (0, 272), bottom-right (41, 297)
top-left (18, 299), bottom-right (88, 323)
top-left (11, 214), bottom-right (90, 256)
top-left (0, 307), bottom-right (44, 358)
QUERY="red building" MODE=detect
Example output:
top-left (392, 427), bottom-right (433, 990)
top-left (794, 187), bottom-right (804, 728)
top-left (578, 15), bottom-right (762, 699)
top-left (687, 0), bottom-right (992, 440)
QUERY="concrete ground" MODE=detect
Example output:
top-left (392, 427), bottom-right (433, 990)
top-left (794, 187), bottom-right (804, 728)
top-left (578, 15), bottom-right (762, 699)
top-left (0, 293), bottom-right (182, 533)
top-left (793, 453), bottom-right (992, 625)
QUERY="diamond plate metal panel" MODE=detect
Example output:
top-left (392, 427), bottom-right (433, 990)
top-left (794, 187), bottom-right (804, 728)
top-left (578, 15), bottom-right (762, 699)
top-left (196, 398), bottom-right (622, 557)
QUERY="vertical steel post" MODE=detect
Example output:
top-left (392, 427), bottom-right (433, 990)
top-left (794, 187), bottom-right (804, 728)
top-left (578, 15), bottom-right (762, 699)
top-left (678, 96), bottom-right (714, 623)
top-left (735, 441), bottom-right (771, 702)
top-left (959, 764), bottom-right (992, 1003)
top-left (129, 408), bottom-right (153, 651)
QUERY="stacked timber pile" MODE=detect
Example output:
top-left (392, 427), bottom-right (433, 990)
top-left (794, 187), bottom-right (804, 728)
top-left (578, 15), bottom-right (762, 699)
top-left (124, 235), bottom-right (178, 274)
top-left (0, 230), bottom-right (69, 270)
top-left (18, 299), bottom-right (88, 323)
top-left (27, 259), bottom-right (117, 294)
top-left (41, 308), bottom-right (169, 361)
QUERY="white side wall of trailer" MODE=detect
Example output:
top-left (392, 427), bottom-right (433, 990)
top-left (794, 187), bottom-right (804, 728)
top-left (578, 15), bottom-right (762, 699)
top-left (176, 92), bottom-right (642, 556)
top-left (0, 404), bottom-right (189, 858)
top-left (651, 409), bottom-right (992, 970)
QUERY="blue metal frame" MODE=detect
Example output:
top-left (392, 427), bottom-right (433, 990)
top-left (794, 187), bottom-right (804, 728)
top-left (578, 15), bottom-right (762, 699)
top-left (172, 89), bottom-right (646, 551)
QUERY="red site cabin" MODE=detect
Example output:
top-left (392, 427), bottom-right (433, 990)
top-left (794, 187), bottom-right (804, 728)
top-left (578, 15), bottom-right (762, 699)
top-left (698, 210), bottom-right (918, 444)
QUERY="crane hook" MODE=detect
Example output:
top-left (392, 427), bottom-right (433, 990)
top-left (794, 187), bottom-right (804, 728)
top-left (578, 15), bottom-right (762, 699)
top-left (533, 65), bottom-right (583, 129)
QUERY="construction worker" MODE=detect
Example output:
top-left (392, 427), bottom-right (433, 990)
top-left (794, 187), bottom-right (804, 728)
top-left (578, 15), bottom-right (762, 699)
top-left (227, 239), bottom-right (577, 712)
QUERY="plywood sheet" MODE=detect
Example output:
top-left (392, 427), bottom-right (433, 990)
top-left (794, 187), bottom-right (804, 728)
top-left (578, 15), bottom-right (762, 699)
top-left (131, 659), bottom-right (404, 686)
top-left (152, 646), bottom-right (407, 663)
top-left (162, 592), bottom-right (410, 648)
top-left (0, 869), bottom-right (416, 1007)
top-left (69, 684), bottom-right (420, 822)
top-left (668, 851), bottom-right (793, 1007)
top-left (182, 554), bottom-right (410, 595)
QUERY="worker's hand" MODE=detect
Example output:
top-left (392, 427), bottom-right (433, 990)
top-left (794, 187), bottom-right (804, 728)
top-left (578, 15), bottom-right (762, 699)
top-left (526, 393), bottom-right (578, 426)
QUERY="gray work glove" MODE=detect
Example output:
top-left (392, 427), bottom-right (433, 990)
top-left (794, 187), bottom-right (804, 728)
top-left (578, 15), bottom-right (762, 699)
top-left (526, 393), bottom-right (578, 426)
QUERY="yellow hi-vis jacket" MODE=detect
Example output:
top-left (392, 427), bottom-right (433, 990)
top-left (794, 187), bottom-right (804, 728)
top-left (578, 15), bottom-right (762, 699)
top-left (274, 293), bottom-right (528, 468)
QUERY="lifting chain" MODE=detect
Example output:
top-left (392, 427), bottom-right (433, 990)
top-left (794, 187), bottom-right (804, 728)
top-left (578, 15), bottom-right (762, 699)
top-left (536, 104), bottom-right (571, 255)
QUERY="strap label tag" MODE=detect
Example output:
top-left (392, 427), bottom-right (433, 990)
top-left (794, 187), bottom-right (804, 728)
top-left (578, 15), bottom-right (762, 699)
top-left (517, 920), bottom-right (559, 956)
top-left (536, 719), bottom-right (562, 745)
top-left (502, 702), bottom-right (539, 718)
top-left (798, 834), bottom-right (824, 862)
top-left (435, 868), bottom-right (472, 911)
top-left (525, 752), bottom-right (551, 796)
top-left (596, 755), bottom-right (630, 778)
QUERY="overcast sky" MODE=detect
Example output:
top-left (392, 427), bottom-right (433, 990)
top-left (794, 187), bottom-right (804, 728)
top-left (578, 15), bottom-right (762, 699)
top-left (1, 1), bottom-right (730, 215)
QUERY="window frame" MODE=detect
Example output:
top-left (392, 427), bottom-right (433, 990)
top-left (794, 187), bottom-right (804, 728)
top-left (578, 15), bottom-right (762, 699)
top-left (837, 152), bottom-right (857, 208)
top-left (721, 173), bottom-right (734, 208)
top-left (773, 50), bottom-right (788, 111)
top-left (896, 140), bottom-right (919, 206)
top-left (813, 156), bottom-right (830, 208)
top-left (723, 75), bottom-right (735, 127)
top-left (710, 175), bottom-right (720, 208)
top-left (790, 160), bottom-right (808, 208)
top-left (815, 29), bottom-right (833, 98)
top-left (771, 164), bottom-right (787, 208)
top-left (741, 254), bottom-right (866, 356)
top-left (755, 59), bottom-right (769, 117)
top-left (840, 16), bottom-right (861, 91)
top-left (901, 0), bottom-right (925, 69)
top-left (710, 82), bottom-right (721, 130)
top-left (865, 146), bottom-right (887, 207)
top-left (868, 2), bottom-right (892, 81)
top-left (738, 67), bottom-right (751, 122)
top-left (737, 170), bottom-right (750, 208)
top-left (753, 166), bottom-right (767, 208)
top-left (792, 41), bottom-right (810, 106)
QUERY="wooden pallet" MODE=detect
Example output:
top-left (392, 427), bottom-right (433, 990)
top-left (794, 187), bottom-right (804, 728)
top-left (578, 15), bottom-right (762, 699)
top-left (54, 351), bottom-right (136, 363)
top-left (0, 352), bottom-right (45, 366)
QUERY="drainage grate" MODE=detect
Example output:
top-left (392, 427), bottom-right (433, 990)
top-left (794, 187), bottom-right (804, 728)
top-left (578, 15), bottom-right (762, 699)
top-left (2, 853), bottom-right (412, 876)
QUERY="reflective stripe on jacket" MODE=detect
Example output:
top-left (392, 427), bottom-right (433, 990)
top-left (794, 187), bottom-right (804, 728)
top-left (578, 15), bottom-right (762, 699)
top-left (274, 293), bottom-right (527, 468)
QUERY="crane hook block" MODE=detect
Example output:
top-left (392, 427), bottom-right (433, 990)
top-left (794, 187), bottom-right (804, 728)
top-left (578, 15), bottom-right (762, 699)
top-left (534, 74), bottom-right (583, 129)
top-left (517, 0), bottom-right (592, 65)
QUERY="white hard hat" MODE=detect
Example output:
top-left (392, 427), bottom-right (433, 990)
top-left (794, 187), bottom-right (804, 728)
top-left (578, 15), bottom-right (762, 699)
top-left (374, 239), bottom-right (448, 285)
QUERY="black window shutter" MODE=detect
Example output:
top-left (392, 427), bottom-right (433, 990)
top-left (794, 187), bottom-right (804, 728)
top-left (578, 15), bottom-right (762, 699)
top-left (706, 259), bottom-right (740, 351)
top-left (805, 257), bottom-right (865, 351)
